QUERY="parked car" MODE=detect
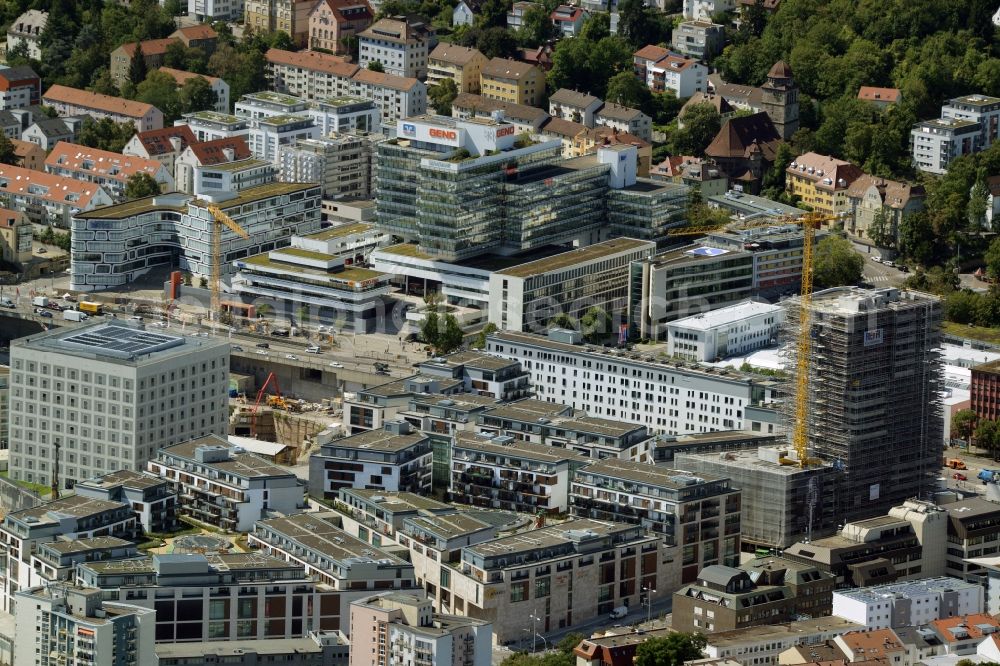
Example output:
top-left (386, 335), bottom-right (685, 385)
top-left (35, 308), bottom-right (52, 318)
top-left (305, 345), bottom-right (321, 354)
top-left (285, 354), bottom-right (299, 361)
top-left (871, 255), bottom-right (881, 263)
top-left (883, 260), bottom-right (895, 268)
top-left (954, 472), bottom-right (968, 481)
top-left (232, 345), bottom-right (244, 352)
top-left (255, 349), bottom-right (269, 356)
top-left (329, 361), bottom-right (344, 368)
top-left (255, 342), bottom-right (270, 349)
top-left (0, 297), bottom-right (14, 308)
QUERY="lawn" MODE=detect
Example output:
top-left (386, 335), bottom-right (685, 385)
top-left (0, 471), bottom-right (50, 498)
top-left (943, 321), bottom-right (1000, 347)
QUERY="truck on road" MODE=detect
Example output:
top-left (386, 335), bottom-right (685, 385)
top-left (980, 469), bottom-right (1000, 484)
top-left (63, 310), bottom-right (88, 322)
top-left (946, 458), bottom-right (967, 470)
top-left (32, 296), bottom-right (48, 308)
top-left (79, 301), bottom-right (103, 315)
top-left (609, 606), bottom-right (628, 620)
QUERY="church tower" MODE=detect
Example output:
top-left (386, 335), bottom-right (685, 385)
top-left (761, 60), bottom-right (799, 141)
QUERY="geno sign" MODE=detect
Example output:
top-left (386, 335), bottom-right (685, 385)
top-left (429, 128), bottom-right (458, 140)
top-left (496, 126), bottom-right (515, 137)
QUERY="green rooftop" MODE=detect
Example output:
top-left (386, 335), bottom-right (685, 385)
top-left (243, 252), bottom-right (386, 285)
top-left (272, 246), bottom-right (335, 261)
top-left (186, 111), bottom-right (242, 124)
top-left (76, 195), bottom-right (188, 220)
top-left (305, 223), bottom-right (375, 240)
top-left (242, 91), bottom-right (305, 106)
top-left (319, 96), bottom-right (371, 106)
top-left (261, 113), bottom-right (312, 126)
top-left (190, 182), bottom-right (318, 211)
top-left (498, 238), bottom-right (654, 279)
top-left (208, 158), bottom-right (270, 172)
top-left (378, 243), bottom-right (433, 259)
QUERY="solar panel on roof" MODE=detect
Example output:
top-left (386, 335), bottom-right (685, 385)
top-left (59, 324), bottom-right (185, 358)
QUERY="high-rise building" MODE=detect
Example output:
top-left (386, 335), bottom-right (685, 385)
top-left (14, 585), bottom-right (155, 666)
top-left (7, 322), bottom-right (230, 489)
top-left (785, 287), bottom-right (942, 520)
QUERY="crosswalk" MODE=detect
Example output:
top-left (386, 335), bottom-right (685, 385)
top-left (864, 274), bottom-right (892, 283)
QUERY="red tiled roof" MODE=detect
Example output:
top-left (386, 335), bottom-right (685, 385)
top-left (314, 0), bottom-right (374, 23)
top-left (857, 86), bottom-right (901, 103)
top-left (134, 125), bottom-right (197, 156)
top-left (265, 48), bottom-right (360, 78)
top-left (157, 67), bottom-right (222, 86)
top-left (551, 5), bottom-right (584, 21)
top-left (0, 163), bottom-right (107, 208)
top-left (45, 142), bottom-right (166, 183)
top-left (187, 136), bottom-right (251, 165)
top-left (930, 614), bottom-right (1000, 643)
top-left (633, 45), bottom-right (670, 62)
top-left (171, 25), bottom-right (218, 41)
top-left (43, 85), bottom-right (157, 119)
top-left (787, 152), bottom-right (863, 190)
top-left (118, 38), bottom-right (180, 58)
top-left (0, 208), bottom-right (23, 227)
top-left (351, 68), bottom-right (421, 91)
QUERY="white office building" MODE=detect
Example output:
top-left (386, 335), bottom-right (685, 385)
top-left (175, 111), bottom-right (249, 142)
top-left (7, 322), bottom-right (229, 489)
top-left (308, 96), bottom-right (382, 135)
top-left (942, 94), bottom-right (1000, 150)
top-left (911, 118), bottom-right (983, 175)
top-left (358, 17), bottom-right (434, 79)
top-left (487, 329), bottom-right (773, 434)
top-left (248, 114), bottom-right (318, 162)
top-left (666, 300), bottom-right (785, 362)
top-left (70, 182), bottom-right (322, 291)
top-left (832, 578), bottom-right (983, 630)
top-left (14, 586), bottom-right (155, 666)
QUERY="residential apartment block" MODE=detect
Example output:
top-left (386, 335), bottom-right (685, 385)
top-left (5, 9), bottom-right (46, 59)
top-left (480, 57), bottom-right (545, 107)
top-left (0, 65), bottom-right (40, 109)
top-left (450, 431), bottom-right (588, 514)
top-left (672, 20), bottom-right (725, 60)
top-left (911, 117), bottom-right (983, 175)
top-left (75, 469), bottom-right (179, 534)
top-left (14, 586), bottom-right (155, 666)
top-left (77, 552), bottom-right (341, 641)
top-left (109, 38), bottom-right (177, 87)
top-left (277, 134), bottom-right (375, 200)
top-left (487, 329), bottom-right (771, 434)
top-left (8, 322), bottom-right (229, 489)
top-left (785, 152), bottom-right (864, 216)
top-left (43, 85), bottom-right (164, 132)
top-left (633, 45), bottom-right (708, 99)
top-left (122, 125), bottom-right (197, 174)
top-left (44, 141), bottom-right (174, 200)
top-left (571, 459), bottom-right (741, 582)
top-left (309, 0), bottom-right (374, 55)
top-left (348, 591), bottom-right (492, 666)
top-left (0, 495), bottom-right (137, 612)
top-left (358, 16), bottom-right (434, 79)
top-left (309, 421), bottom-right (433, 499)
top-left (0, 163), bottom-right (113, 227)
top-left (249, 511), bottom-right (417, 633)
top-left (148, 436), bottom-right (305, 532)
top-left (428, 43), bottom-right (488, 93)
top-left (846, 175), bottom-right (925, 246)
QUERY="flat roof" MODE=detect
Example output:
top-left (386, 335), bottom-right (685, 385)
top-left (341, 489), bottom-right (451, 513)
top-left (674, 448), bottom-right (831, 476)
top-left (377, 243), bottom-right (433, 259)
top-left (161, 436), bottom-right (296, 479)
top-left (9, 496), bottom-right (128, 526)
top-left (78, 469), bottom-right (165, 491)
top-left (646, 243), bottom-right (751, 268)
top-left (15, 321), bottom-right (228, 364)
top-left (255, 512), bottom-right (409, 566)
top-left (668, 299), bottom-right (784, 331)
top-left (360, 375), bottom-right (463, 399)
top-left (305, 223), bottom-right (375, 240)
top-left (404, 512), bottom-right (495, 540)
top-left (189, 182), bottom-right (318, 211)
top-left (481, 398), bottom-right (573, 422)
top-left (84, 552), bottom-right (299, 575)
top-left (241, 252), bottom-right (386, 283)
top-left (421, 350), bottom-right (520, 372)
top-left (75, 193), bottom-right (189, 219)
top-left (185, 111), bottom-right (243, 124)
top-left (497, 238), bottom-right (654, 279)
top-left (40, 536), bottom-right (133, 555)
top-left (240, 91), bottom-right (305, 106)
top-left (453, 432), bottom-right (588, 463)
top-left (576, 458), bottom-right (724, 488)
top-left (835, 577), bottom-right (982, 603)
top-left (705, 617), bottom-right (863, 648)
top-left (154, 637), bottom-right (329, 658)
top-left (408, 393), bottom-right (499, 409)
top-left (557, 416), bottom-right (646, 437)
top-left (464, 518), bottom-right (634, 558)
top-left (328, 427), bottom-right (427, 453)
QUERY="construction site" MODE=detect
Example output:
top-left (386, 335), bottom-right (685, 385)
top-left (782, 286), bottom-right (943, 521)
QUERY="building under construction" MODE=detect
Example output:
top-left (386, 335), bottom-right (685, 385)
top-left (674, 446), bottom-right (838, 551)
top-left (784, 287), bottom-right (942, 521)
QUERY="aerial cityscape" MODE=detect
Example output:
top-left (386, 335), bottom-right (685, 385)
top-left (0, 0), bottom-right (997, 664)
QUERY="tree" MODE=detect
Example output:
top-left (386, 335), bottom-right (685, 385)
top-left (986, 235), bottom-right (1000, 281)
top-left (671, 103), bottom-right (722, 157)
top-left (516, 5), bottom-right (556, 47)
top-left (0, 134), bottom-right (18, 166)
top-left (135, 70), bottom-right (181, 122)
top-left (634, 633), bottom-right (707, 666)
top-left (579, 12), bottom-right (610, 42)
top-left (867, 208), bottom-right (894, 249)
top-left (580, 307), bottom-right (612, 343)
top-left (952, 409), bottom-right (977, 443)
top-left (164, 40), bottom-right (189, 69)
top-left (124, 172), bottom-right (162, 199)
top-left (421, 310), bottom-right (440, 346)
top-left (761, 141), bottom-right (795, 200)
top-left (605, 71), bottom-right (653, 113)
top-left (476, 27), bottom-right (519, 59)
top-left (129, 42), bottom-right (148, 86)
top-left (975, 418), bottom-right (1000, 459)
top-left (178, 76), bottom-right (217, 115)
top-left (428, 78), bottom-right (458, 115)
top-left (812, 235), bottom-right (865, 289)
top-left (367, 60), bottom-right (385, 72)
top-left (164, 0), bottom-right (183, 14)
top-left (438, 314), bottom-right (465, 353)
top-left (471, 322), bottom-right (498, 349)
top-left (617, 0), bottom-right (665, 48)
top-left (969, 169), bottom-right (990, 231)
top-left (549, 312), bottom-right (577, 329)
top-left (77, 117), bottom-right (137, 153)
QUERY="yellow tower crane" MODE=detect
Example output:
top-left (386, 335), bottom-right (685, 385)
top-left (665, 211), bottom-right (842, 467)
top-left (206, 204), bottom-right (250, 322)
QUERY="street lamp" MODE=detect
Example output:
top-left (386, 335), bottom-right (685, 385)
top-left (528, 613), bottom-right (543, 653)
top-left (642, 585), bottom-right (656, 624)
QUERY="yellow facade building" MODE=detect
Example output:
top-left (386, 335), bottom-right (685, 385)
top-left (785, 152), bottom-right (864, 216)
top-left (480, 57), bottom-right (545, 107)
top-left (427, 44), bottom-right (488, 94)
